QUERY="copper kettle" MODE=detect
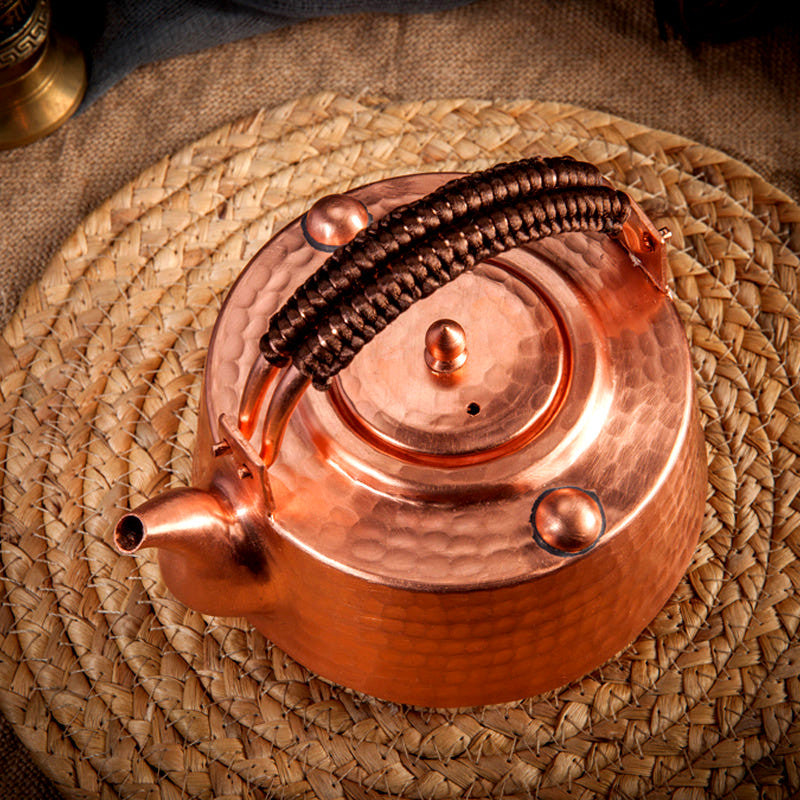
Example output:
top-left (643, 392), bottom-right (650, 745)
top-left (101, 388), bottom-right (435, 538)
top-left (114, 157), bottom-right (707, 707)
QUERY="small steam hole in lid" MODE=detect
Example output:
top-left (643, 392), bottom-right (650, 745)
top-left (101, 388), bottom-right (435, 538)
top-left (467, 402), bottom-right (481, 416)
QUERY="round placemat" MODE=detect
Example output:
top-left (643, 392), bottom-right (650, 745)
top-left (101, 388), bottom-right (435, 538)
top-left (2, 93), bottom-right (800, 799)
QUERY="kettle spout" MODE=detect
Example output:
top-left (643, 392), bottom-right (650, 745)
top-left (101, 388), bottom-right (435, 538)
top-left (114, 487), bottom-right (273, 617)
top-left (115, 488), bottom-right (231, 555)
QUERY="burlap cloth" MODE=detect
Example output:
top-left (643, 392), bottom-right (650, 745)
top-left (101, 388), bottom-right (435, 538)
top-left (1, 2), bottom-right (799, 799)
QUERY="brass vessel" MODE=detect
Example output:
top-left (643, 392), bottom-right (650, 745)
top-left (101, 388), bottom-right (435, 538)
top-left (114, 159), bottom-right (707, 707)
top-left (0, 0), bottom-right (86, 149)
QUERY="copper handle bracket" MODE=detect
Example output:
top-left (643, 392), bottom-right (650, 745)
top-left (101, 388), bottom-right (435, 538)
top-left (618, 209), bottom-right (670, 293)
top-left (215, 413), bottom-right (275, 511)
top-left (212, 364), bottom-right (311, 499)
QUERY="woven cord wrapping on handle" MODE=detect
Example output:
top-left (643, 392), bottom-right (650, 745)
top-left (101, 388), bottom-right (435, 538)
top-left (260, 157), bottom-right (632, 389)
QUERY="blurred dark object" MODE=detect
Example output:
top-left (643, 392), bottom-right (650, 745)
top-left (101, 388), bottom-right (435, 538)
top-left (0, 0), bottom-right (86, 148)
top-left (654, 0), bottom-right (800, 43)
top-left (51, 0), bottom-right (473, 108)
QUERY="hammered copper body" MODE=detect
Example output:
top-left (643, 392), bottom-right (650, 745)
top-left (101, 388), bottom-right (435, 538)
top-left (115, 172), bottom-right (707, 707)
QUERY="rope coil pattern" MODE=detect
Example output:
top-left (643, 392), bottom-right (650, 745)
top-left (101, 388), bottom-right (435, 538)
top-left (260, 156), bottom-right (631, 388)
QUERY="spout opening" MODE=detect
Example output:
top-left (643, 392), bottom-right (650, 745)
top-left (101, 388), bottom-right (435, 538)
top-left (115, 514), bottom-right (145, 553)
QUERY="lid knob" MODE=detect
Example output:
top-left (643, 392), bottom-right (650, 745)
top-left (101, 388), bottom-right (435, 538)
top-left (424, 319), bottom-right (468, 374)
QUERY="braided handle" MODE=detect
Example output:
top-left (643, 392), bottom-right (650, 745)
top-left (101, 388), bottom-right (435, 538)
top-left (260, 157), bottom-right (632, 389)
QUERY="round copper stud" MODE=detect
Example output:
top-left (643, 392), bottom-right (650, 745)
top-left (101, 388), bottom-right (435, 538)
top-left (302, 194), bottom-right (371, 251)
top-left (532, 487), bottom-right (605, 555)
top-left (424, 318), bottom-right (468, 373)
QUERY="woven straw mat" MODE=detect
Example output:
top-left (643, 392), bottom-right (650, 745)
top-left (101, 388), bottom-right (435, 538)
top-left (2, 94), bottom-right (800, 800)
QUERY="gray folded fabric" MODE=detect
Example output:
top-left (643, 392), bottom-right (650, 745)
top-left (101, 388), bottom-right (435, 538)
top-left (53, 0), bottom-right (473, 107)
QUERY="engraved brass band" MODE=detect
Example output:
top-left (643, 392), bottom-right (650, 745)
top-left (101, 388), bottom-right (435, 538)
top-left (0, 0), bottom-right (48, 70)
top-left (0, 0), bottom-right (86, 149)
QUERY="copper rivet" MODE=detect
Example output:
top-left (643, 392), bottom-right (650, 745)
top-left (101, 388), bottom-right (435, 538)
top-left (212, 441), bottom-right (231, 458)
top-left (534, 487), bottom-right (604, 554)
top-left (424, 319), bottom-right (468, 373)
top-left (303, 194), bottom-right (370, 249)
